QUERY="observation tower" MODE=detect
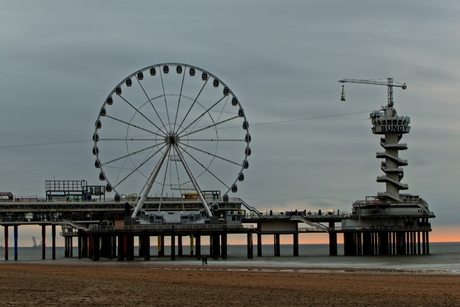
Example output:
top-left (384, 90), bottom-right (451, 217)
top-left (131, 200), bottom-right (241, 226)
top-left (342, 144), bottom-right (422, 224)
top-left (371, 104), bottom-right (410, 201)
top-left (338, 78), bottom-right (435, 256)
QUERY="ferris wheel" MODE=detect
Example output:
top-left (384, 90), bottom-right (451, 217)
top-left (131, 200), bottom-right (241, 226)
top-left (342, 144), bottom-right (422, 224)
top-left (92, 63), bottom-right (251, 216)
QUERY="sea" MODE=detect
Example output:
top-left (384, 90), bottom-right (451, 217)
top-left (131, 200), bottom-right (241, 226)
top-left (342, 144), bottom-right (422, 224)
top-left (1, 242), bottom-right (459, 274)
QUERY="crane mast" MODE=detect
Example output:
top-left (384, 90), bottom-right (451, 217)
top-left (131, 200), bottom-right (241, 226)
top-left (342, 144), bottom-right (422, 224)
top-left (339, 78), bottom-right (406, 107)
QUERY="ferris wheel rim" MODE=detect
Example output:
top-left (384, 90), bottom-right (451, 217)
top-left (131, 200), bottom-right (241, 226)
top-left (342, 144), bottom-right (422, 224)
top-left (93, 63), bottom-right (251, 202)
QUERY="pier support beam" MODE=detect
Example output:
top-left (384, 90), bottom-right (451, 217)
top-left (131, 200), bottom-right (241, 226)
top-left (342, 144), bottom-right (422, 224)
top-left (189, 234), bottom-right (194, 256)
top-left (425, 231), bottom-right (430, 254)
top-left (329, 222), bottom-right (337, 256)
top-left (143, 232), bottom-right (150, 261)
top-left (70, 236), bottom-right (73, 257)
top-left (65, 236), bottom-right (73, 258)
top-left (344, 232), bottom-right (359, 256)
top-left (422, 231), bottom-right (426, 254)
top-left (363, 232), bottom-right (371, 255)
top-left (293, 233), bottom-right (299, 256)
top-left (396, 232), bottom-right (406, 255)
top-left (91, 234), bottom-right (100, 261)
top-left (158, 235), bottom-right (164, 257)
top-left (329, 232), bottom-right (338, 256)
top-left (392, 232), bottom-right (396, 255)
top-left (257, 233), bottom-right (262, 257)
top-left (190, 233), bottom-right (195, 256)
top-left (14, 225), bottom-right (18, 261)
top-left (406, 232), bottom-right (411, 255)
top-left (125, 234), bottom-right (134, 261)
top-left (209, 235), bottom-right (213, 256)
top-left (195, 231), bottom-right (201, 260)
top-left (117, 234), bottom-right (125, 261)
top-left (100, 234), bottom-right (112, 259)
top-left (372, 232), bottom-right (377, 255)
top-left (274, 233), bottom-right (280, 256)
top-left (212, 233), bottom-right (220, 260)
top-left (52, 225), bottom-right (56, 260)
top-left (138, 235), bottom-right (145, 257)
top-left (171, 231), bottom-right (176, 261)
top-left (178, 235), bottom-right (183, 257)
top-left (379, 232), bottom-right (389, 255)
top-left (4, 226), bottom-right (8, 261)
top-left (41, 225), bottom-right (46, 260)
top-left (221, 231), bottom-right (227, 260)
top-left (112, 235), bottom-right (117, 258)
top-left (78, 229), bottom-right (82, 259)
top-left (417, 231), bottom-right (421, 255)
top-left (247, 232), bottom-right (253, 259)
top-left (88, 234), bottom-right (93, 259)
top-left (408, 232), bottom-right (413, 255)
top-left (356, 232), bottom-right (362, 256)
top-left (65, 236), bottom-right (69, 258)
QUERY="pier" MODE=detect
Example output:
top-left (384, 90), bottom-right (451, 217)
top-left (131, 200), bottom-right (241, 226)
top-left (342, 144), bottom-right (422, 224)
top-left (0, 71), bottom-right (436, 261)
top-left (0, 195), bottom-right (433, 261)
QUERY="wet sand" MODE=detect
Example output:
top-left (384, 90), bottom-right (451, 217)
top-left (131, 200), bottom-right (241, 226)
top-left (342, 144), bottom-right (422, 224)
top-left (1, 263), bottom-right (459, 306)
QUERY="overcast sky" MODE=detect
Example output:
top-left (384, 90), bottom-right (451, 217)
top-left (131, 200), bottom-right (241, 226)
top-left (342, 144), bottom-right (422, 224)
top-left (1, 1), bottom-right (460, 243)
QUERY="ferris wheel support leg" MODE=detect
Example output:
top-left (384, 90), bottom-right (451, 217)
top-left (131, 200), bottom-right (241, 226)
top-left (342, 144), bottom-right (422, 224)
top-left (173, 144), bottom-right (213, 218)
top-left (131, 147), bottom-right (170, 219)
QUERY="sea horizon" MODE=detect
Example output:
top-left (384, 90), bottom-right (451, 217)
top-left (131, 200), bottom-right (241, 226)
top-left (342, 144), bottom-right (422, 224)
top-left (2, 242), bottom-right (459, 275)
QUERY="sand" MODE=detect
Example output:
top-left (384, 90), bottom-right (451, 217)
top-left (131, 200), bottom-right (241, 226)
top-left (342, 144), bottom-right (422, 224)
top-left (1, 263), bottom-right (459, 306)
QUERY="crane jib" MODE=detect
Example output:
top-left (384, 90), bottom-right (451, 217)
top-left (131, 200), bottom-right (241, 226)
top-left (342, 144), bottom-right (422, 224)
top-left (339, 79), bottom-right (406, 89)
top-left (338, 78), bottom-right (407, 107)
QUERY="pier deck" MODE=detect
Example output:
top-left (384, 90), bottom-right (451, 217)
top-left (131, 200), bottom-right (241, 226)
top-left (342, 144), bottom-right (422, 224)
top-left (1, 198), bottom-right (433, 261)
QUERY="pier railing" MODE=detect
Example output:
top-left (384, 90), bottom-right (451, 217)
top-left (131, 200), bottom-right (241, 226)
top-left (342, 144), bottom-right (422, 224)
top-left (243, 211), bottom-right (349, 219)
top-left (86, 223), bottom-right (254, 232)
top-left (330, 225), bottom-right (432, 232)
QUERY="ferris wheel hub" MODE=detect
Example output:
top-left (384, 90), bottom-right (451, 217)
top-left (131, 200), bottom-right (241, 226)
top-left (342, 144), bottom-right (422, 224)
top-left (166, 133), bottom-right (180, 145)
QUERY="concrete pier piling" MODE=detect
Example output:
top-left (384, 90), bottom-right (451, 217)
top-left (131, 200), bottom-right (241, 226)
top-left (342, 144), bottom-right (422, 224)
top-left (342, 230), bottom-right (430, 256)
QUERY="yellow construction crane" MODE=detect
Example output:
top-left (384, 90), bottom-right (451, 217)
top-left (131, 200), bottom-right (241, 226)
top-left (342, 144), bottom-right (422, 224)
top-left (339, 78), bottom-right (407, 107)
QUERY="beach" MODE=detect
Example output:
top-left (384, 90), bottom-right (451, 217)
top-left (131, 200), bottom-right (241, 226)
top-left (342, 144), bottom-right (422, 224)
top-left (1, 263), bottom-right (459, 306)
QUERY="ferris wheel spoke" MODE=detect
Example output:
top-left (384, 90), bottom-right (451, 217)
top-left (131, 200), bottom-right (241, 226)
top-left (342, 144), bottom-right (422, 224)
top-left (157, 149), bottom-right (171, 206)
top-left (105, 115), bottom-right (166, 138)
top-left (187, 138), bottom-right (245, 142)
top-left (180, 142), bottom-right (243, 167)
top-left (111, 157), bottom-right (128, 187)
top-left (101, 142), bottom-right (165, 166)
top-left (159, 69), bottom-right (173, 132)
top-left (173, 144), bottom-right (212, 217)
top-left (214, 94), bottom-right (230, 122)
top-left (99, 137), bottom-right (163, 141)
top-left (163, 147), bottom-right (187, 209)
top-left (170, 146), bottom-right (178, 185)
top-left (135, 77), bottom-right (169, 133)
top-left (177, 143), bottom-right (229, 189)
top-left (181, 115), bottom-right (239, 138)
top-left (132, 145), bottom-right (171, 217)
top-left (173, 68), bottom-right (187, 134)
top-left (118, 95), bottom-right (167, 135)
top-left (178, 95), bottom-right (226, 136)
top-left (111, 144), bottom-right (168, 189)
top-left (177, 79), bottom-right (209, 133)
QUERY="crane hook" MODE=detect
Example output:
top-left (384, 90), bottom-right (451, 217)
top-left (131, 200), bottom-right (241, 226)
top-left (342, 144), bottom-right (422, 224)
top-left (341, 85), bottom-right (346, 101)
